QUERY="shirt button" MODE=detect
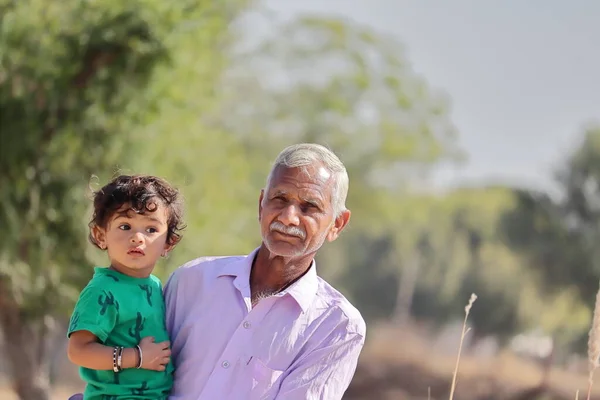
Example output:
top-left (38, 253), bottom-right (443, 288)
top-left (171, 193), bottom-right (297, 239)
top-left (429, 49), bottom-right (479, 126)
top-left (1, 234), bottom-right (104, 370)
top-left (222, 360), bottom-right (230, 369)
top-left (243, 321), bottom-right (251, 329)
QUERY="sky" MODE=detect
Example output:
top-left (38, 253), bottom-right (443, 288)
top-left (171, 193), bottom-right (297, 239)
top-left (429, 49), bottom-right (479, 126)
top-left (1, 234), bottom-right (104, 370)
top-left (255, 0), bottom-right (600, 193)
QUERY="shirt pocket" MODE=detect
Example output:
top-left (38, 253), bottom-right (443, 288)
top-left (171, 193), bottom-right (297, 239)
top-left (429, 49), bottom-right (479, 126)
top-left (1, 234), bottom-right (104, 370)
top-left (248, 356), bottom-right (284, 400)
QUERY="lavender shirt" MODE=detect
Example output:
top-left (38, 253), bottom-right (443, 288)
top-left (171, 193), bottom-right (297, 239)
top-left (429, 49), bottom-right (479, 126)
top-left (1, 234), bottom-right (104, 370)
top-left (163, 248), bottom-right (366, 400)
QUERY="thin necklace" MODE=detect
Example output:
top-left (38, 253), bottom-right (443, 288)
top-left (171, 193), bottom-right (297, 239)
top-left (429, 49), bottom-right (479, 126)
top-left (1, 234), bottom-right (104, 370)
top-left (251, 254), bottom-right (312, 296)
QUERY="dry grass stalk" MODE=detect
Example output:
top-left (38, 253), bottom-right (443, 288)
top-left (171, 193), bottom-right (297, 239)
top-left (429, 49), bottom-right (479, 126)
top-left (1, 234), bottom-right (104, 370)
top-left (587, 285), bottom-right (600, 400)
top-left (448, 293), bottom-right (477, 400)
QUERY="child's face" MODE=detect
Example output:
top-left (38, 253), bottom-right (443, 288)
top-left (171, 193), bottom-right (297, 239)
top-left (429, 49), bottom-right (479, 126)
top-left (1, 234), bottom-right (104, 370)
top-left (93, 202), bottom-right (172, 277)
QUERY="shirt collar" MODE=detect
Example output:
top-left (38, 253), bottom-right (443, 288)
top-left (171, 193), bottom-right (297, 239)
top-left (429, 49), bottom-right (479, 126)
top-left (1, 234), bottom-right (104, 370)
top-left (216, 248), bottom-right (256, 298)
top-left (282, 261), bottom-right (318, 313)
top-left (217, 247), bottom-right (319, 313)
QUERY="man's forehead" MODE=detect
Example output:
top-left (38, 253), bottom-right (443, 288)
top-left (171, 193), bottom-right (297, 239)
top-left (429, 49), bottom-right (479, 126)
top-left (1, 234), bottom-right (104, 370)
top-left (314, 166), bottom-right (331, 183)
top-left (268, 164), bottom-right (333, 201)
top-left (271, 164), bottom-right (332, 184)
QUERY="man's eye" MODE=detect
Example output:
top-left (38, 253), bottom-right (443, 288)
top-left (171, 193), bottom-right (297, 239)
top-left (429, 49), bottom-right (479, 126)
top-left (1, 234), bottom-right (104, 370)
top-left (302, 204), bottom-right (317, 212)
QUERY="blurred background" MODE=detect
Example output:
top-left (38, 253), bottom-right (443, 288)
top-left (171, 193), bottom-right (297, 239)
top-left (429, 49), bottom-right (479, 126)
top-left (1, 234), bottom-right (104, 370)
top-left (1, 0), bottom-right (599, 399)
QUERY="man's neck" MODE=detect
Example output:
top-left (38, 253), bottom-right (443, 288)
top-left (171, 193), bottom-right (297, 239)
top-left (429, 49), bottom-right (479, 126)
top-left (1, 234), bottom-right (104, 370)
top-left (250, 244), bottom-right (314, 304)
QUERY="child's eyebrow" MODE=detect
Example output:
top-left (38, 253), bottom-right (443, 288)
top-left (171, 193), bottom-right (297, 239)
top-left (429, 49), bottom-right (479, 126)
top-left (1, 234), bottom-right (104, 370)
top-left (142, 215), bottom-right (166, 225)
top-left (114, 210), bottom-right (165, 225)
top-left (114, 210), bottom-right (134, 219)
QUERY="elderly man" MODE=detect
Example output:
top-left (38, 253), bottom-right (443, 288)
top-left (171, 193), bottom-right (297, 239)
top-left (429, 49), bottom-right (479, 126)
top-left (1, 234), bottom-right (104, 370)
top-left (164, 143), bottom-right (366, 399)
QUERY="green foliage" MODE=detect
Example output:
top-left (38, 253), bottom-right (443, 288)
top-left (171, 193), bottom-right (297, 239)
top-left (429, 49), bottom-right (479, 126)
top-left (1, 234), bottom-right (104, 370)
top-left (215, 15), bottom-right (463, 204)
top-left (0, 0), bottom-right (251, 314)
top-left (336, 232), bottom-right (398, 321)
top-left (203, 17), bottom-right (466, 310)
top-left (500, 127), bottom-right (600, 350)
top-left (2, 2), bottom-right (594, 390)
top-left (405, 188), bottom-right (529, 342)
top-left (120, 14), bottom-right (466, 282)
top-left (508, 128), bottom-right (600, 280)
top-left (335, 184), bottom-right (590, 348)
top-left (0, 1), bottom-right (253, 397)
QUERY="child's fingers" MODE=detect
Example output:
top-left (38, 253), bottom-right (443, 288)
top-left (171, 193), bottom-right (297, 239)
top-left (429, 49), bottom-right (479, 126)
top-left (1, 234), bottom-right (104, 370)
top-left (140, 336), bottom-right (156, 345)
top-left (158, 340), bottom-right (170, 349)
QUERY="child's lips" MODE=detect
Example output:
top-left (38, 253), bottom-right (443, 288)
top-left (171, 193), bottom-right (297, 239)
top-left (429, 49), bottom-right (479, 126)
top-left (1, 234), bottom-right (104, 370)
top-left (128, 247), bottom-right (145, 256)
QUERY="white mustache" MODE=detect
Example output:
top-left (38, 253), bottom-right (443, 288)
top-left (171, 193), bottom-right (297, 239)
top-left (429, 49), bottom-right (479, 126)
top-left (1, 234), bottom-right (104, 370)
top-left (270, 221), bottom-right (306, 240)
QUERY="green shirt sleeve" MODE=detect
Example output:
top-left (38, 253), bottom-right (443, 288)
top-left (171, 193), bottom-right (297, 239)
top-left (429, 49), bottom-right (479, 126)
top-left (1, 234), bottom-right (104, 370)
top-left (67, 281), bottom-right (119, 343)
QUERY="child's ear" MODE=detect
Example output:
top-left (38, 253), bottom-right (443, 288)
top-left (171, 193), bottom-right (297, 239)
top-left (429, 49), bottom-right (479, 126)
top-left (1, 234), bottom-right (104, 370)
top-left (91, 226), bottom-right (107, 250)
top-left (162, 241), bottom-right (176, 257)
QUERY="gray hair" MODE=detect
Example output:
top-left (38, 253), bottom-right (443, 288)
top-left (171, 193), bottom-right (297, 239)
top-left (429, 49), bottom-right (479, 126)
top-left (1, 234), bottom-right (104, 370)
top-left (264, 143), bottom-right (349, 216)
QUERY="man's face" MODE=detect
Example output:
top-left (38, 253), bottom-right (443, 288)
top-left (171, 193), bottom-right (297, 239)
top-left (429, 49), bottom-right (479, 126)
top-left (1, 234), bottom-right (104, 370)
top-left (259, 163), bottom-right (350, 259)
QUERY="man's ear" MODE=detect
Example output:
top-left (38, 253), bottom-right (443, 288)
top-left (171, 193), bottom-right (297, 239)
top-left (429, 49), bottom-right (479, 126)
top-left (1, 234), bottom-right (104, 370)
top-left (327, 209), bottom-right (351, 242)
top-left (258, 189), bottom-right (265, 221)
top-left (91, 225), bottom-right (107, 250)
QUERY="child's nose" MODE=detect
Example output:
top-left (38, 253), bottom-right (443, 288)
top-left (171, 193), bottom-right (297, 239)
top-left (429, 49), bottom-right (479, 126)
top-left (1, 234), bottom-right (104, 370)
top-left (130, 232), bottom-right (144, 244)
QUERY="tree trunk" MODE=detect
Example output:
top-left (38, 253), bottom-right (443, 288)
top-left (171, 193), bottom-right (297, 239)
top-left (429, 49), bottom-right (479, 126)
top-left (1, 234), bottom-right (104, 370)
top-left (392, 254), bottom-right (420, 325)
top-left (0, 279), bottom-right (51, 400)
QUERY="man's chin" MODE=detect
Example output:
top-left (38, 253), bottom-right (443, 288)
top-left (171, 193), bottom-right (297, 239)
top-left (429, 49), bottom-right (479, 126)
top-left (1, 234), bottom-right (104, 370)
top-left (264, 238), bottom-right (305, 258)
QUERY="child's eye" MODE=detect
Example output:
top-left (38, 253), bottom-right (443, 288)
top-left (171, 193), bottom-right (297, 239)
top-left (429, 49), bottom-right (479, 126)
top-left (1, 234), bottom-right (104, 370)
top-left (118, 224), bottom-right (130, 230)
top-left (146, 227), bottom-right (158, 234)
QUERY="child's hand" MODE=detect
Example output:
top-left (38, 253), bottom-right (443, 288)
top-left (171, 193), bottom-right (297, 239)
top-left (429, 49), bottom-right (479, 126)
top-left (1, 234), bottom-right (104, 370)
top-left (138, 336), bottom-right (171, 371)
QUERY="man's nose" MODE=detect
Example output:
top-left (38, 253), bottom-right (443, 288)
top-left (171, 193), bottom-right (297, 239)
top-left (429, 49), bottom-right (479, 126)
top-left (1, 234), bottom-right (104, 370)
top-left (130, 232), bottom-right (144, 244)
top-left (279, 204), bottom-right (300, 226)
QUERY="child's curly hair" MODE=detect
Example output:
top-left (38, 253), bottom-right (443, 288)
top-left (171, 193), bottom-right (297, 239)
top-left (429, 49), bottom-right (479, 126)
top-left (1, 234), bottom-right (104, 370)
top-left (89, 175), bottom-right (185, 249)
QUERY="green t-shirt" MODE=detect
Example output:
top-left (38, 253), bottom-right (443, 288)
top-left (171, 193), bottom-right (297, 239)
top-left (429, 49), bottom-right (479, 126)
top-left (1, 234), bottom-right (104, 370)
top-left (67, 267), bottom-right (174, 400)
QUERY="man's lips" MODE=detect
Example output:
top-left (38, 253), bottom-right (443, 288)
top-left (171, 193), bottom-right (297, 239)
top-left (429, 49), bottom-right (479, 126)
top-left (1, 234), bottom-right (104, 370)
top-left (272, 229), bottom-right (302, 239)
top-left (127, 247), bottom-right (145, 256)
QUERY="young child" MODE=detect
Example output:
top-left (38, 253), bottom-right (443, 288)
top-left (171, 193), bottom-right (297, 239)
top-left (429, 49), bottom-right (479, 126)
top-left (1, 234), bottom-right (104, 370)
top-left (67, 174), bottom-right (185, 400)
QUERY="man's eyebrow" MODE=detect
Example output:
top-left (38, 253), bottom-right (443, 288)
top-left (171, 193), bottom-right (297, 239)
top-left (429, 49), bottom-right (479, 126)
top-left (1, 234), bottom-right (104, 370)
top-left (301, 196), bottom-right (323, 207)
top-left (270, 189), bottom-right (288, 196)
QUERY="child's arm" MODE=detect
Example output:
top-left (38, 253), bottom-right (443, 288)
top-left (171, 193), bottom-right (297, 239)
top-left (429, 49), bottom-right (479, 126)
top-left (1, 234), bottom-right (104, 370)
top-left (68, 331), bottom-right (171, 371)
top-left (68, 330), bottom-right (138, 370)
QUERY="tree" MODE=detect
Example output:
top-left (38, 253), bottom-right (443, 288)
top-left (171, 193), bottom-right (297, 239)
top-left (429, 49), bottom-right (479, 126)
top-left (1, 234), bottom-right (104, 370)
top-left (215, 15), bottom-right (463, 194)
top-left (338, 185), bottom-right (566, 349)
top-left (0, 1), bottom-right (250, 398)
top-left (207, 16), bottom-right (465, 310)
top-left (500, 126), bottom-right (600, 351)
top-left (407, 188), bottom-right (532, 344)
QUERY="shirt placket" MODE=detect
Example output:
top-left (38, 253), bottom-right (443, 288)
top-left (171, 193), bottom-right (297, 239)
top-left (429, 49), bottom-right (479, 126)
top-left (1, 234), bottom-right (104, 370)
top-left (199, 280), bottom-right (279, 398)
